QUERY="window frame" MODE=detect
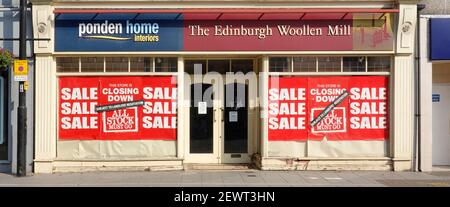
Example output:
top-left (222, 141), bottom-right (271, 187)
top-left (268, 55), bottom-right (392, 76)
top-left (55, 56), bottom-right (179, 76)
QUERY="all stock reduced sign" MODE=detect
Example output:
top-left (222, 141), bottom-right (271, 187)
top-left (55, 14), bottom-right (184, 51)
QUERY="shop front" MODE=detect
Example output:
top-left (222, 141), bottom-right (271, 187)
top-left (31, 0), bottom-right (418, 173)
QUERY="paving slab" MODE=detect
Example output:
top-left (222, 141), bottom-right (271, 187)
top-left (1, 171), bottom-right (450, 187)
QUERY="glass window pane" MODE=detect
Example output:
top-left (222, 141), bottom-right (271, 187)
top-left (105, 57), bottom-right (128, 72)
top-left (190, 83), bottom-right (214, 153)
top-left (368, 56), bottom-right (391, 72)
top-left (0, 76), bottom-right (6, 160)
top-left (81, 57), bottom-right (104, 72)
top-left (293, 57), bottom-right (316, 72)
top-left (208, 59), bottom-right (229, 74)
top-left (231, 59), bottom-right (253, 73)
top-left (56, 57), bottom-right (79, 72)
top-left (224, 83), bottom-right (248, 153)
top-left (318, 57), bottom-right (341, 72)
top-left (185, 60), bottom-right (207, 75)
top-left (155, 57), bottom-right (177, 72)
top-left (343, 56), bottom-right (366, 72)
top-left (269, 57), bottom-right (291, 72)
top-left (130, 57), bottom-right (152, 72)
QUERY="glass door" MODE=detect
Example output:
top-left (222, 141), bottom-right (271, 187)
top-left (221, 59), bottom-right (254, 163)
top-left (221, 82), bottom-right (250, 163)
top-left (187, 82), bottom-right (219, 163)
top-left (185, 59), bottom-right (254, 164)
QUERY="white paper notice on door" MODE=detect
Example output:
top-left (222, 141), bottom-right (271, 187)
top-left (198, 102), bottom-right (207, 114)
top-left (229, 111), bottom-right (238, 122)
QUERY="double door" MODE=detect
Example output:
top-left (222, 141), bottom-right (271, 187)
top-left (185, 59), bottom-right (254, 164)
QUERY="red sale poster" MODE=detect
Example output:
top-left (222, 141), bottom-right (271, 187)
top-left (347, 76), bottom-right (389, 140)
top-left (59, 77), bottom-right (99, 140)
top-left (268, 77), bottom-right (308, 141)
top-left (268, 76), bottom-right (389, 141)
top-left (58, 76), bottom-right (177, 141)
top-left (140, 76), bottom-right (177, 140)
top-left (97, 77), bottom-right (143, 140)
top-left (308, 77), bottom-right (350, 140)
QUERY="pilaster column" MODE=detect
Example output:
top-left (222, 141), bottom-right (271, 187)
top-left (260, 56), bottom-right (269, 158)
top-left (34, 56), bottom-right (57, 173)
top-left (177, 56), bottom-right (184, 159)
top-left (392, 2), bottom-right (417, 171)
top-left (33, 4), bottom-right (55, 173)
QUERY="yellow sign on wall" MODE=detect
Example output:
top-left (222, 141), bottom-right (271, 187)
top-left (14, 60), bottom-right (28, 81)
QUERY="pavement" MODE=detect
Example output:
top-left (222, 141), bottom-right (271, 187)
top-left (1, 170), bottom-right (450, 187)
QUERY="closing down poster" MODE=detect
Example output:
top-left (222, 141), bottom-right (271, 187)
top-left (268, 76), bottom-right (389, 141)
top-left (58, 76), bottom-right (177, 140)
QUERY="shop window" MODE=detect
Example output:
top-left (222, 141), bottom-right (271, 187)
top-left (56, 57), bottom-right (79, 72)
top-left (81, 57), bottom-right (104, 72)
top-left (155, 57), bottom-right (177, 72)
top-left (343, 56), bottom-right (366, 72)
top-left (0, 74), bottom-right (6, 160)
top-left (269, 57), bottom-right (292, 72)
top-left (318, 57), bottom-right (341, 72)
top-left (185, 60), bottom-right (207, 74)
top-left (368, 56), bottom-right (391, 72)
top-left (208, 59), bottom-right (230, 74)
top-left (293, 57), bottom-right (316, 72)
top-left (231, 59), bottom-right (253, 73)
top-left (130, 57), bottom-right (153, 72)
top-left (105, 57), bottom-right (129, 72)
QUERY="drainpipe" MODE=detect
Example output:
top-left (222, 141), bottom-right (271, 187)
top-left (415, 4), bottom-right (426, 172)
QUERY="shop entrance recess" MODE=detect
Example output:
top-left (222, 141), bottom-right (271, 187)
top-left (185, 59), bottom-right (256, 164)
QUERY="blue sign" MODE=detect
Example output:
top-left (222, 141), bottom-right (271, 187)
top-left (430, 18), bottom-right (450, 60)
top-left (55, 13), bottom-right (184, 51)
top-left (432, 94), bottom-right (440, 102)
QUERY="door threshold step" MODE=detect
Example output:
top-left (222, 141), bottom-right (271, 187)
top-left (184, 164), bottom-right (256, 171)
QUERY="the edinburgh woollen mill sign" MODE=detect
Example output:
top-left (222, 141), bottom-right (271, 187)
top-left (55, 13), bottom-right (394, 51)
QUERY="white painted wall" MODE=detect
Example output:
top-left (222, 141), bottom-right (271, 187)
top-left (419, 16), bottom-right (433, 172)
top-left (432, 84), bottom-right (450, 165)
